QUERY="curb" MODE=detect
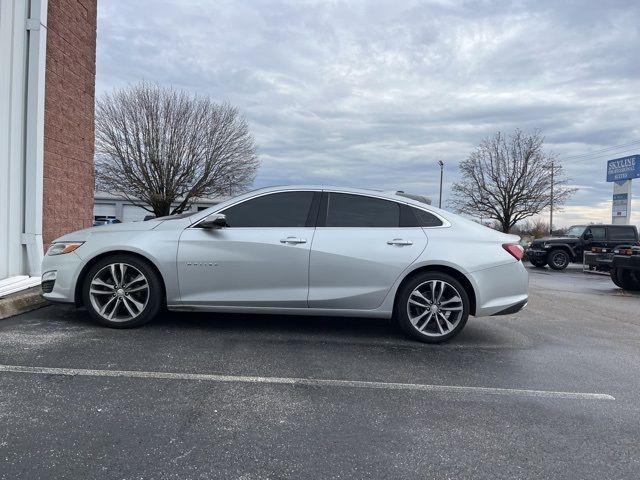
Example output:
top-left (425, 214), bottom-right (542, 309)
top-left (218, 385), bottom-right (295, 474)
top-left (0, 286), bottom-right (49, 320)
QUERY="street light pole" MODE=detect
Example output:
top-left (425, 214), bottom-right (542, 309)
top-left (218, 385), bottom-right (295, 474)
top-left (438, 160), bottom-right (444, 209)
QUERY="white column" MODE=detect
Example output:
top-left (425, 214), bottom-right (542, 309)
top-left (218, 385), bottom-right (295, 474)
top-left (23, 0), bottom-right (48, 276)
top-left (612, 180), bottom-right (632, 225)
top-left (0, 0), bottom-right (29, 280)
top-left (0, 0), bottom-right (48, 281)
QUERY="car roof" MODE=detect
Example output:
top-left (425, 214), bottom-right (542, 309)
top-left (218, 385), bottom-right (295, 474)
top-left (241, 185), bottom-right (431, 205)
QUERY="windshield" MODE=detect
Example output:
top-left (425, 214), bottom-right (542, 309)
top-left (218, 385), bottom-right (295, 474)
top-left (565, 225), bottom-right (586, 237)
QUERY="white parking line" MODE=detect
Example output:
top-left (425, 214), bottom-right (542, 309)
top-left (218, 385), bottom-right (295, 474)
top-left (0, 364), bottom-right (615, 401)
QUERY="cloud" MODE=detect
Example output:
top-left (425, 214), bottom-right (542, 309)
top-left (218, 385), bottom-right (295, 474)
top-left (97, 0), bottom-right (640, 226)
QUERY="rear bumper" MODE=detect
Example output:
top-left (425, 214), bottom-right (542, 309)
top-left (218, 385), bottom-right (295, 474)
top-left (611, 256), bottom-right (640, 270)
top-left (469, 261), bottom-right (529, 317)
top-left (492, 298), bottom-right (528, 316)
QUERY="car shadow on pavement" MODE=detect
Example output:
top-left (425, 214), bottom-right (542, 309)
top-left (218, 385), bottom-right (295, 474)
top-left (36, 304), bottom-right (508, 347)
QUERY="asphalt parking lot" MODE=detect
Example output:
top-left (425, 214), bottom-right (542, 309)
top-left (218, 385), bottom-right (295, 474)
top-left (1, 265), bottom-right (639, 479)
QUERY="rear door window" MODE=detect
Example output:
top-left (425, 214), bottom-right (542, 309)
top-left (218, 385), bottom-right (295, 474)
top-left (608, 226), bottom-right (637, 242)
top-left (325, 193), bottom-right (400, 227)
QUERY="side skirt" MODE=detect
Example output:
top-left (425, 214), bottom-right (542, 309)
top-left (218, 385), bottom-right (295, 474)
top-left (167, 304), bottom-right (392, 319)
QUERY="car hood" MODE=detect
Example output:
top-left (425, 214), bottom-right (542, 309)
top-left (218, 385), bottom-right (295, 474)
top-left (51, 216), bottom-right (190, 243)
top-left (531, 236), bottom-right (579, 245)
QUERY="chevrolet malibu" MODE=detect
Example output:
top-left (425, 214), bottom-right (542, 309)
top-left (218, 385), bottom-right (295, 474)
top-left (41, 186), bottom-right (528, 343)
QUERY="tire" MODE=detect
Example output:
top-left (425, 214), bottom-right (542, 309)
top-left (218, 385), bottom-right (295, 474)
top-left (82, 254), bottom-right (163, 328)
top-left (610, 268), bottom-right (623, 288)
top-left (395, 272), bottom-right (470, 343)
top-left (548, 249), bottom-right (570, 270)
top-left (618, 268), bottom-right (640, 291)
top-left (529, 257), bottom-right (547, 268)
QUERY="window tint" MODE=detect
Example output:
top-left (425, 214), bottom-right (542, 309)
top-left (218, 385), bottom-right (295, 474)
top-left (221, 192), bottom-right (314, 227)
top-left (609, 226), bottom-right (637, 241)
top-left (586, 226), bottom-right (606, 240)
top-left (411, 207), bottom-right (443, 227)
top-left (326, 193), bottom-right (399, 227)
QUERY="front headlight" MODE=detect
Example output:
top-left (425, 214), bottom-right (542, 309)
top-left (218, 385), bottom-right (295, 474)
top-left (46, 242), bottom-right (84, 256)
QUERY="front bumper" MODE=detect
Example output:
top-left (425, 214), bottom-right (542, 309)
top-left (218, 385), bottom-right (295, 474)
top-left (40, 251), bottom-right (85, 303)
top-left (525, 248), bottom-right (548, 259)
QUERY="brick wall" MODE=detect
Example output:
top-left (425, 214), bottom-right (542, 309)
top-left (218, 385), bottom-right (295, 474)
top-left (43, 0), bottom-right (97, 246)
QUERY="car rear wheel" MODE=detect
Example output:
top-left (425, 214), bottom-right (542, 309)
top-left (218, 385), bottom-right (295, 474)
top-left (618, 269), bottom-right (640, 291)
top-left (609, 268), bottom-right (623, 288)
top-left (82, 254), bottom-right (163, 328)
top-left (395, 272), bottom-right (470, 343)
top-left (548, 249), bottom-right (570, 270)
top-left (529, 257), bottom-right (547, 268)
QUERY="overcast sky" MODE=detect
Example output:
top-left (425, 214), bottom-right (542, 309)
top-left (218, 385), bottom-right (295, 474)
top-left (96, 0), bottom-right (640, 226)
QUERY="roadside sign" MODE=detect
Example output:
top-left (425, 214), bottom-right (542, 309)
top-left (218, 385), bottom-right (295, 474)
top-left (606, 154), bottom-right (640, 182)
top-left (612, 193), bottom-right (628, 218)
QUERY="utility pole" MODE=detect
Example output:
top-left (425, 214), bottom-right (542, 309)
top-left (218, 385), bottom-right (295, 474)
top-left (546, 161), bottom-right (555, 235)
top-left (438, 160), bottom-right (444, 208)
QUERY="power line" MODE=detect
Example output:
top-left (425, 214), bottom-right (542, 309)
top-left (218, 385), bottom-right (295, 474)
top-left (558, 140), bottom-right (640, 162)
top-left (561, 139), bottom-right (640, 159)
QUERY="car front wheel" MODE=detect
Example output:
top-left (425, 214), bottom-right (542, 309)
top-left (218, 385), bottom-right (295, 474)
top-left (82, 254), bottom-right (163, 328)
top-left (395, 272), bottom-right (470, 343)
top-left (548, 249), bottom-right (570, 270)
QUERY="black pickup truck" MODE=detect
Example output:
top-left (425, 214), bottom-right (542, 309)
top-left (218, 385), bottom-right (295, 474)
top-left (525, 224), bottom-right (639, 271)
top-left (598, 246), bottom-right (640, 291)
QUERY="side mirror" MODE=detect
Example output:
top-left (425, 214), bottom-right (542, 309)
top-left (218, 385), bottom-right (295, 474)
top-left (584, 232), bottom-right (593, 241)
top-left (198, 214), bottom-right (228, 229)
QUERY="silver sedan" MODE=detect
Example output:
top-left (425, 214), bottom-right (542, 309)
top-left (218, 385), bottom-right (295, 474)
top-left (41, 186), bottom-right (528, 342)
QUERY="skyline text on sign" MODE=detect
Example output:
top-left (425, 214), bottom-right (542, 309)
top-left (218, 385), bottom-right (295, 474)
top-left (606, 154), bottom-right (640, 182)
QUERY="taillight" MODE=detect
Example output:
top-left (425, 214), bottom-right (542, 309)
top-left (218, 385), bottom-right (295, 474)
top-left (503, 243), bottom-right (524, 261)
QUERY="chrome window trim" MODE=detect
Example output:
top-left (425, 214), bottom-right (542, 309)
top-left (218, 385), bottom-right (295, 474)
top-left (188, 187), bottom-right (451, 229)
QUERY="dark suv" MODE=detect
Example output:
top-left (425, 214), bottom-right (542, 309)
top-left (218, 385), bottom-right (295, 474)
top-left (525, 224), bottom-right (639, 270)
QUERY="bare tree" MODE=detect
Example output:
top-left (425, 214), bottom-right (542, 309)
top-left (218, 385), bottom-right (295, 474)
top-left (450, 129), bottom-right (576, 233)
top-left (95, 82), bottom-right (259, 217)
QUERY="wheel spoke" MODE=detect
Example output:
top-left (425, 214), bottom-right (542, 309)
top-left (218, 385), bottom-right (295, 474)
top-left (108, 298), bottom-right (121, 320)
top-left (409, 308), bottom-right (430, 326)
top-left (441, 305), bottom-right (463, 312)
top-left (434, 314), bottom-right (445, 334)
top-left (119, 263), bottom-right (127, 285)
top-left (99, 296), bottom-right (116, 316)
top-left (411, 289), bottom-right (431, 304)
top-left (126, 295), bottom-right (144, 312)
top-left (126, 284), bottom-right (149, 293)
top-left (110, 264), bottom-right (119, 286)
top-left (121, 297), bottom-right (138, 317)
top-left (440, 296), bottom-right (461, 306)
top-left (125, 274), bottom-right (145, 288)
top-left (409, 297), bottom-right (430, 308)
top-left (417, 311), bottom-right (435, 331)
top-left (90, 289), bottom-right (113, 295)
top-left (91, 278), bottom-right (114, 289)
top-left (439, 312), bottom-right (454, 331)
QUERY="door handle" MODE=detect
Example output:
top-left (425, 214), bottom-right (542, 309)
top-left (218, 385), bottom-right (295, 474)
top-left (387, 238), bottom-right (413, 246)
top-left (280, 236), bottom-right (307, 244)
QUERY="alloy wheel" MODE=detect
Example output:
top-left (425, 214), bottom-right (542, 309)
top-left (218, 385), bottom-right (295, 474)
top-left (406, 280), bottom-right (464, 337)
top-left (88, 263), bottom-right (150, 322)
